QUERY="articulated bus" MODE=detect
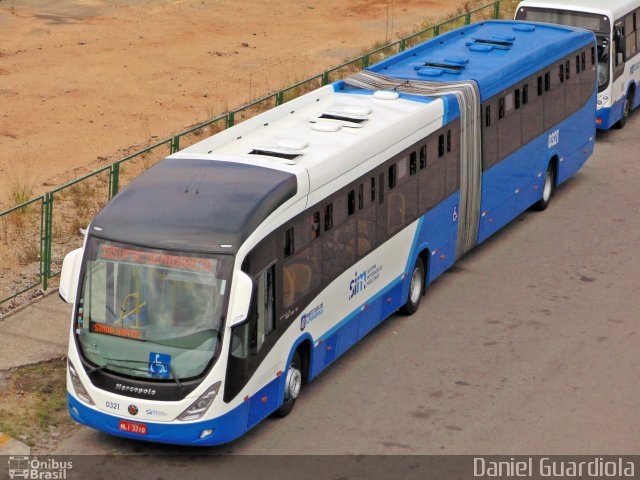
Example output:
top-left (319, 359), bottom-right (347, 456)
top-left (59, 20), bottom-right (597, 446)
top-left (516, 0), bottom-right (640, 129)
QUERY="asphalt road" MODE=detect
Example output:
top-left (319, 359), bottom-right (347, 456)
top-left (53, 114), bottom-right (640, 462)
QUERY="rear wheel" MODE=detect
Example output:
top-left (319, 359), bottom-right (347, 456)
top-left (533, 163), bottom-right (556, 211)
top-left (400, 257), bottom-right (425, 316)
top-left (274, 351), bottom-right (302, 417)
top-left (616, 94), bottom-right (631, 129)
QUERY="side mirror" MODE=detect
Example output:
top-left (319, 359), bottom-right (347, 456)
top-left (226, 270), bottom-right (254, 328)
top-left (59, 248), bottom-right (83, 304)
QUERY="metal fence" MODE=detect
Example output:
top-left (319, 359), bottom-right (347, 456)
top-left (0, 1), bottom-right (506, 309)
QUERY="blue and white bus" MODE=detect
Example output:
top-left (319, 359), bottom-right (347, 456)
top-left (516, 0), bottom-right (640, 129)
top-left (59, 20), bottom-right (597, 446)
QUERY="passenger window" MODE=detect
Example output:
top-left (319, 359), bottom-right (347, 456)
top-left (485, 105), bottom-right (492, 127)
top-left (371, 177), bottom-right (376, 202)
top-left (559, 63), bottom-right (564, 83)
top-left (311, 212), bottom-right (320, 239)
top-left (522, 84), bottom-right (529, 105)
top-left (582, 51), bottom-right (586, 71)
top-left (438, 134), bottom-right (445, 156)
top-left (576, 55), bottom-right (580, 74)
top-left (282, 243), bottom-right (321, 309)
top-left (545, 72), bottom-right (551, 92)
top-left (284, 227), bottom-right (294, 257)
top-left (419, 145), bottom-right (427, 169)
top-left (397, 157), bottom-right (408, 179)
top-left (347, 190), bottom-right (355, 216)
top-left (324, 203), bottom-right (333, 231)
top-left (388, 164), bottom-right (397, 189)
top-left (358, 184), bottom-right (364, 210)
top-left (515, 88), bottom-right (521, 109)
top-left (537, 76), bottom-right (543, 96)
top-left (499, 97), bottom-right (505, 119)
top-left (378, 173), bottom-right (384, 204)
top-left (409, 152), bottom-right (417, 176)
top-left (505, 93), bottom-right (514, 112)
top-left (446, 130), bottom-right (452, 153)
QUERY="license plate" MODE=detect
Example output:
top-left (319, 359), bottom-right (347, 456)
top-left (119, 420), bottom-right (147, 435)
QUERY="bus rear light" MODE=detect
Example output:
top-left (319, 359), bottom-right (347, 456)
top-left (177, 381), bottom-right (221, 421)
top-left (596, 118), bottom-right (603, 125)
top-left (68, 360), bottom-right (95, 406)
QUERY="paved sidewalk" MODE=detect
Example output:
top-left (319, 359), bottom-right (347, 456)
top-left (0, 294), bottom-right (71, 370)
top-left (0, 294), bottom-right (71, 455)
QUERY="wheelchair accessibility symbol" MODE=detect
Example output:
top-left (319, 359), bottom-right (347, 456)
top-left (148, 352), bottom-right (171, 379)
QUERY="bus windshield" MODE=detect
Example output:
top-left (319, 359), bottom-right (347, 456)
top-left (75, 237), bottom-right (233, 381)
top-left (515, 7), bottom-right (611, 33)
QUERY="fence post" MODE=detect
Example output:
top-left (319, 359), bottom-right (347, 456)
top-left (110, 162), bottom-right (120, 199)
top-left (227, 111), bottom-right (235, 128)
top-left (465, 12), bottom-right (471, 25)
top-left (400, 38), bottom-right (406, 52)
top-left (321, 71), bottom-right (330, 86)
top-left (494, 0), bottom-right (501, 19)
top-left (434, 24), bottom-right (440, 37)
top-left (171, 135), bottom-right (180, 154)
top-left (42, 192), bottom-right (53, 291)
top-left (276, 91), bottom-right (284, 106)
top-left (362, 54), bottom-right (369, 69)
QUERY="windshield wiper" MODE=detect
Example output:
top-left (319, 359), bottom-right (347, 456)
top-left (93, 357), bottom-right (185, 391)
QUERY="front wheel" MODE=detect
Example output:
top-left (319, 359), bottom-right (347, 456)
top-left (274, 351), bottom-right (302, 417)
top-left (533, 163), bottom-right (556, 211)
top-left (400, 257), bottom-right (425, 316)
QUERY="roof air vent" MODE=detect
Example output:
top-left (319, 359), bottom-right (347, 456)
top-left (249, 147), bottom-right (303, 163)
top-left (341, 105), bottom-right (372, 116)
top-left (467, 36), bottom-right (515, 50)
top-left (316, 110), bottom-right (368, 127)
top-left (513, 24), bottom-right (535, 33)
top-left (310, 122), bottom-right (342, 133)
top-left (373, 91), bottom-right (399, 100)
top-left (277, 138), bottom-right (308, 150)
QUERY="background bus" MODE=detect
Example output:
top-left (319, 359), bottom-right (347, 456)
top-left (515, 0), bottom-right (640, 129)
top-left (59, 20), bottom-right (596, 446)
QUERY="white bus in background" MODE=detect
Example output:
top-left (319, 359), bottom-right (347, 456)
top-left (516, 0), bottom-right (640, 129)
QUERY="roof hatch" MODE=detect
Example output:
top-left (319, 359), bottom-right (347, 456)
top-left (249, 146), bottom-right (303, 163)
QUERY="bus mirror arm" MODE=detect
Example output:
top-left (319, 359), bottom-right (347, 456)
top-left (59, 248), bottom-right (84, 304)
top-left (227, 270), bottom-right (254, 328)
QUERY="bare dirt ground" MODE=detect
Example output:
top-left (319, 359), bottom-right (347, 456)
top-left (0, 0), bottom-right (467, 209)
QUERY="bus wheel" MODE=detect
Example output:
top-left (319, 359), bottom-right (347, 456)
top-left (616, 95), bottom-right (631, 129)
top-left (534, 163), bottom-right (556, 211)
top-left (400, 256), bottom-right (425, 316)
top-left (274, 350), bottom-right (302, 417)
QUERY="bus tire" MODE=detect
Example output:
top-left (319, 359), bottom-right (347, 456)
top-left (274, 350), bottom-right (302, 417)
top-left (616, 95), bottom-right (631, 129)
top-left (400, 256), bottom-right (425, 316)
top-left (534, 163), bottom-right (556, 211)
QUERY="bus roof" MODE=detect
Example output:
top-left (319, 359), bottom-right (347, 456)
top-left (515, 0), bottom-right (639, 21)
top-left (363, 20), bottom-right (595, 101)
top-left (95, 86), bottom-right (444, 253)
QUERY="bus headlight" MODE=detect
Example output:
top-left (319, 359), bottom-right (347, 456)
top-left (68, 360), bottom-right (95, 405)
top-left (177, 381), bottom-right (221, 421)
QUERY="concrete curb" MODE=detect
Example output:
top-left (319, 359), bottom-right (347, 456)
top-left (0, 432), bottom-right (31, 455)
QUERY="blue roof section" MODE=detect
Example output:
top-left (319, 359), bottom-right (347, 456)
top-left (366, 20), bottom-right (595, 102)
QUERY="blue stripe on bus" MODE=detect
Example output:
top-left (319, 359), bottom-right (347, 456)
top-left (68, 393), bottom-right (250, 446)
